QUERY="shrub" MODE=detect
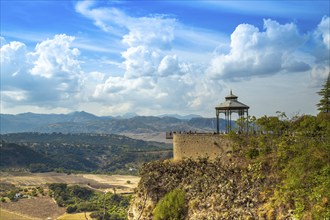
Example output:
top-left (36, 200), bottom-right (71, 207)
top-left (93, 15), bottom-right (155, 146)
top-left (153, 188), bottom-right (187, 220)
top-left (66, 205), bottom-right (77, 213)
top-left (247, 148), bottom-right (259, 159)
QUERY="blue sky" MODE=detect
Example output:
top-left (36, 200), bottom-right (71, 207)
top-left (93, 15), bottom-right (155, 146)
top-left (1, 0), bottom-right (329, 117)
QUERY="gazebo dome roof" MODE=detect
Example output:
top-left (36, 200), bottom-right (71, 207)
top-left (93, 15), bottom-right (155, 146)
top-left (216, 100), bottom-right (249, 110)
top-left (215, 91), bottom-right (249, 110)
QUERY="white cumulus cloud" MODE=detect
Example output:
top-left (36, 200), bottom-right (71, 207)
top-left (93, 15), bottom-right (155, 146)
top-left (208, 19), bottom-right (310, 80)
top-left (30, 34), bottom-right (81, 78)
top-left (75, 0), bottom-right (219, 115)
top-left (317, 16), bottom-right (330, 49)
top-left (121, 46), bottom-right (162, 78)
top-left (309, 16), bottom-right (330, 86)
top-left (1, 34), bottom-right (83, 109)
top-left (158, 55), bottom-right (181, 77)
top-left (75, 1), bottom-right (179, 79)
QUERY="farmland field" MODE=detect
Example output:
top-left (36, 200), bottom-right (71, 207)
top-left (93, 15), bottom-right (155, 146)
top-left (0, 209), bottom-right (35, 220)
top-left (0, 196), bottom-right (65, 219)
top-left (56, 212), bottom-right (93, 220)
top-left (0, 172), bottom-right (140, 219)
top-left (0, 172), bottom-right (140, 194)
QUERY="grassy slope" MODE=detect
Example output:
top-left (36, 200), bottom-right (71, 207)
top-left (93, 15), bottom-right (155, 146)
top-left (0, 209), bottom-right (35, 220)
top-left (0, 197), bottom-right (65, 219)
top-left (57, 212), bottom-right (94, 220)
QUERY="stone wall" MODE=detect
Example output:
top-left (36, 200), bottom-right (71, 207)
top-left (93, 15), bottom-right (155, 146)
top-left (173, 133), bottom-right (232, 160)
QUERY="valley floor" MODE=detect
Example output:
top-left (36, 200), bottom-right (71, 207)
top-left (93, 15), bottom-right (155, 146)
top-left (0, 172), bottom-right (141, 219)
top-left (0, 172), bottom-right (140, 194)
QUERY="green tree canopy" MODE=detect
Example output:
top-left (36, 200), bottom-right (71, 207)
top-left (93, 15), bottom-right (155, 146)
top-left (153, 188), bottom-right (187, 220)
top-left (317, 72), bottom-right (330, 113)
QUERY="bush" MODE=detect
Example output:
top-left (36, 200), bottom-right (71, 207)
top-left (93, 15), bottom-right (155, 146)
top-left (247, 148), bottom-right (259, 159)
top-left (76, 201), bottom-right (95, 212)
top-left (66, 205), bottom-right (77, 213)
top-left (153, 188), bottom-right (187, 220)
top-left (90, 212), bottom-right (104, 220)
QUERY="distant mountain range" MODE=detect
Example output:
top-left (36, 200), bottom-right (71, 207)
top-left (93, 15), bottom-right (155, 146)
top-left (0, 111), bottom-right (228, 134)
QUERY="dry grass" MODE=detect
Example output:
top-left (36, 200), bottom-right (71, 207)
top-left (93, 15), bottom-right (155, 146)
top-left (57, 212), bottom-right (94, 220)
top-left (0, 197), bottom-right (65, 219)
top-left (0, 172), bottom-right (140, 218)
top-left (0, 172), bottom-right (140, 193)
top-left (0, 209), bottom-right (95, 220)
top-left (82, 174), bottom-right (139, 188)
top-left (0, 209), bottom-right (35, 220)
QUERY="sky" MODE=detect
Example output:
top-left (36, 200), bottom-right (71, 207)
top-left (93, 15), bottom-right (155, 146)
top-left (1, 0), bottom-right (329, 118)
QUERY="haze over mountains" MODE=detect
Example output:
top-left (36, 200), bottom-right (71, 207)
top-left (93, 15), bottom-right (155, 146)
top-left (0, 111), bottom-right (226, 134)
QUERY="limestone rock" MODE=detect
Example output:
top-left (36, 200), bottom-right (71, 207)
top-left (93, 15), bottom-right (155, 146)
top-left (128, 157), bottom-right (269, 219)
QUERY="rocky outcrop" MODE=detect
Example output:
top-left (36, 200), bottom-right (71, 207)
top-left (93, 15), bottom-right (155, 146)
top-left (128, 157), bottom-right (268, 220)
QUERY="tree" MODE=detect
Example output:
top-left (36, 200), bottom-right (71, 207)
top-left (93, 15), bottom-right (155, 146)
top-left (153, 188), bottom-right (187, 220)
top-left (317, 72), bottom-right (330, 113)
top-left (66, 205), bottom-right (77, 213)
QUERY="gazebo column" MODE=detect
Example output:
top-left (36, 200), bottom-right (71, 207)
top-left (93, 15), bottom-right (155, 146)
top-left (225, 111), bottom-right (228, 133)
top-left (246, 110), bottom-right (249, 134)
top-left (216, 110), bottom-right (219, 134)
top-left (226, 110), bottom-right (229, 133)
top-left (229, 110), bottom-right (232, 132)
top-left (229, 111), bottom-right (231, 133)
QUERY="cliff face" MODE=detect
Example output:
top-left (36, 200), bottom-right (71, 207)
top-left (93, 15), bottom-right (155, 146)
top-left (128, 157), bottom-right (280, 220)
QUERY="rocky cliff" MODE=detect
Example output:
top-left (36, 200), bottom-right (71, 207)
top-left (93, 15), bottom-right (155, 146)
top-left (128, 156), bottom-right (287, 219)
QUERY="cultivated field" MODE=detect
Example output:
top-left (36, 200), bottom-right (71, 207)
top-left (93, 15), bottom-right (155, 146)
top-left (0, 172), bottom-right (140, 194)
top-left (0, 209), bottom-right (35, 220)
top-left (56, 212), bottom-right (93, 220)
top-left (0, 172), bottom-right (140, 219)
top-left (0, 196), bottom-right (66, 220)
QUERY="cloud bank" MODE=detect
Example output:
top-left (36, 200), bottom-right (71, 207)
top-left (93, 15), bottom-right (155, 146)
top-left (1, 0), bottom-right (329, 116)
top-left (1, 34), bottom-right (82, 108)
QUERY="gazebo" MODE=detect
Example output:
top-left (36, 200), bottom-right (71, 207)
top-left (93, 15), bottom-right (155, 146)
top-left (215, 91), bottom-right (249, 133)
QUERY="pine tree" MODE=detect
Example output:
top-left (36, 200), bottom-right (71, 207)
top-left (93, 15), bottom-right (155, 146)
top-left (317, 72), bottom-right (330, 113)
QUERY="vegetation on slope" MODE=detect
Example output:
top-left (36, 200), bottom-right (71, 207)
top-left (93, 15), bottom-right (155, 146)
top-left (48, 183), bottom-right (131, 220)
top-left (153, 188), bottom-right (187, 220)
top-left (0, 133), bottom-right (172, 174)
top-left (235, 112), bottom-right (330, 219)
top-left (317, 72), bottom-right (330, 113)
top-left (0, 182), bottom-right (130, 220)
top-left (130, 112), bottom-right (330, 219)
top-left (0, 142), bottom-right (57, 171)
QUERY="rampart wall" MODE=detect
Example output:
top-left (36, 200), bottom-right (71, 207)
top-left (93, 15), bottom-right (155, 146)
top-left (173, 133), bottom-right (232, 160)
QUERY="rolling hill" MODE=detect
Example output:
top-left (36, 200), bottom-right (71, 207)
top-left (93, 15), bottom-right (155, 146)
top-left (0, 112), bottom-right (228, 134)
top-left (0, 132), bottom-right (172, 173)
